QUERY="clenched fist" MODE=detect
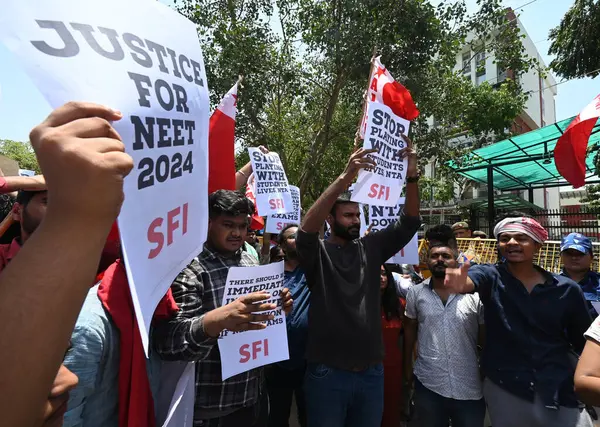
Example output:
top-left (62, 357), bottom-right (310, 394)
top-left (29, 102), bottom-right (134, 226)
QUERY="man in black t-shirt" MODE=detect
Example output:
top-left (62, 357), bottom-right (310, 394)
top-left (296, 139), bottom-right (421, 427)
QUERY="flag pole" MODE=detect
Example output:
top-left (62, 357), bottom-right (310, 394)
top-left (353, 47), bottom-right (379, 150)
top-left (236, 74), bottom-right (244, 89)
top-left (0, 213), bottom-right (14, 239)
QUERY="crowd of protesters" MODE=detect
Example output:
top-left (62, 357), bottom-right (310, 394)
top-left (5, 102), bottom-right (600, 427)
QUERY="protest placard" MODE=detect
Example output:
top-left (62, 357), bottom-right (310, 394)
top-left (266, 186), bottom-right (301, 233)
top-left (156, 362), bottom-right (195, 427)
top-left (218, 262), bottom-right (289, 380)
top-left (0, 0), bottom-right (210, 354)
top-left (352, 101), bottom-right (411, 207)
top-left (248, 147), bottom-right (293, 216)
top-left (368, 197), bottom-right (419, 264)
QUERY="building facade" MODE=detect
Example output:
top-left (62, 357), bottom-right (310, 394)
top-left (425, 8), bottom-right (560, 217)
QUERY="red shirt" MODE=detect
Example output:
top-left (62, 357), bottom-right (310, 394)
top-left (0, 238), bottom-right (21, 272)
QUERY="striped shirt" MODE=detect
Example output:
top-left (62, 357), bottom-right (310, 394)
top-left (153, 244), bottom-right (261, 421)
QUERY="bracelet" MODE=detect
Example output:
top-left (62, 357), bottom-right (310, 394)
top-left (406, 174), bottom-right (420, 183)
top-left (237, 169), bottom-right (248, 178)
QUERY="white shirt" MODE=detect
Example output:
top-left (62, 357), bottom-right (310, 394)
top-left (405, 278), bottom-right (484, 400)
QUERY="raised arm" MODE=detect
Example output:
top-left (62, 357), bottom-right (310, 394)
top-left (235, 145), bottom-right (269, 189)
top-left (400, 134), bottom-right (419, 217)
top-left (364, 135), bottom-right (421, 261)
top-left (301, 148), bottom-right (377, 233)
top-left (0, 102), bottom-right (133, 427)
top-left (0, 175), bottom-right (46, 194)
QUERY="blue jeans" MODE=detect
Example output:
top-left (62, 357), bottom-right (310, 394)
top-left (304, 363), bottom-right (384, 427)
top-left (413, 378), bottom-right (486, 427)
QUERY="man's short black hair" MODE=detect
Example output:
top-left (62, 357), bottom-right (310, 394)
top-left (330, 191), bottom-right (357, 216)
top-left (209, 190), bottom-right (254, 220)
top-left (278, 223), bottom-right (299, 245)
top-left (16, 190), bottom-right (44, 207)
top-left (425, 224), bottom-right (458, 252)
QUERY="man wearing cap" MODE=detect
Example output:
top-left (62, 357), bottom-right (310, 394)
top-left (444, 213), bottom-right (593, 427)
top-left (452, 221), bottom-right (472, 239)
top-left (561, 233), bottom-right (600, 319)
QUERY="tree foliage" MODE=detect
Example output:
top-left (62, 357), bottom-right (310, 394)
top-left (176, 0), bottom-right (537, 205)
top-left (549, 0), bottom-right (600, 80)
top-left (0, 140), bottom-right (40, 173)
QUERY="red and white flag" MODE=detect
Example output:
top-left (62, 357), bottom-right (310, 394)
top-left (359, 56), bottom-right (419, 138)
top-left (555, 94), bottom-right (600, 188)
top-left (245, 173), bottom-right (265, 230)
top-left (208, 83), bottom-right (238, 194)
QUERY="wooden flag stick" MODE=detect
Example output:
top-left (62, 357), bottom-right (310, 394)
top-left (353, 47), bottom-right (379, 149)
top-left (0, 212), bottom-right (14, 239)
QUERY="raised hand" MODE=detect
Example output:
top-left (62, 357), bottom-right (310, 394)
top-left (443, 261), bottom-right (472, 294)
top-left (398, 134), bottom-right (418, 178)
top-left (281, 287), bottom-right (293, 315)
top-left (341, 148), bottom-right (378, 183)
top-left (28, 101), bottom-right (134, 226)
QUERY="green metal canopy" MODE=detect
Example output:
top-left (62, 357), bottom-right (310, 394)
top-left (458, 194), bottom-right (544, 211)
top-left (448, 116), bottom-right (600, 191)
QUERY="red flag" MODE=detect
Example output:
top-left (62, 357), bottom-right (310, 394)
top-left (245, 173), bottom-right (265, 230)
top-left (208, 83), bottom-right (238, 193)
top-left (359, 57), bottom-right (419, 137)
top-left (555, 94), bottom-right (600, 188)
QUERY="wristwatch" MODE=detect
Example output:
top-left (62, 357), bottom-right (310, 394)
top-left (406, 174), bottom-right (420, 183)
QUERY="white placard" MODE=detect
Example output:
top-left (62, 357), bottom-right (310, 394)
top-left (368, 197), bottom-right (419, 264)
top-left (218, 262), bottom-right (289, 380)
top-left (266, 186), bottom-right (301, 233)
top-left (0, 0), bottom-right (210, 354)
top-left (248, 148), bottom-right (293, 216)
top-left (157, 362), bottom-right (195, 427)
top-left (390, 233), bottom-right (420, 265)
top-left (351, 101), bottom-right (410, 207)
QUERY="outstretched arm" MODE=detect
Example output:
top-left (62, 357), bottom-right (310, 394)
top-left (0, 102), bottom-right (133, 427)
top-left (301, 148), bottom-right (376, 233)
top-left (0, 175), bottom-right (46, 194)
top-left (444, 262), bottom-right (475, 294)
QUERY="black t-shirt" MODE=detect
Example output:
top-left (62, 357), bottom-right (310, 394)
top-left (296, 214), bottom-right (421, 369)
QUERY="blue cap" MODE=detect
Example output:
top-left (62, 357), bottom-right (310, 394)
top-left (561, 233), bottom-right (593, 254)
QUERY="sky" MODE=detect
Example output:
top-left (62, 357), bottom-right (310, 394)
top-left (0, 0), bottom-right (596, 142)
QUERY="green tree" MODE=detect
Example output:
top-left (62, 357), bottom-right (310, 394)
top-left (0, 140), bottom-right (40, 173)
top-left (548, 0), bottom-right (600, 79)
top-left (177, 0), bottom-right (537, 205)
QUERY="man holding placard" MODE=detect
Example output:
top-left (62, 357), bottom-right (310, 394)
top-left (154, 190), bottom-right (292, 427)
top-left (296, 137), bottom-right (420, 427)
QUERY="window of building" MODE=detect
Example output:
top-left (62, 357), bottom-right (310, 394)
top-left (476, 73), bottom-right (486, 86)
top-left (462, 52), bottom-right (471, 76)
top-left (475, 51), bottom-right (486, 77)
top-left (497, 66), bottom-right (507, 83)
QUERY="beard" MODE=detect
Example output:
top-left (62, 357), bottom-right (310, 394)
top-left (21, 209), bottom-right (41, 236)
top-left (430, 264), bottom-right (448, 279)
top-left (331, 220), bottom-right (360, 241)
